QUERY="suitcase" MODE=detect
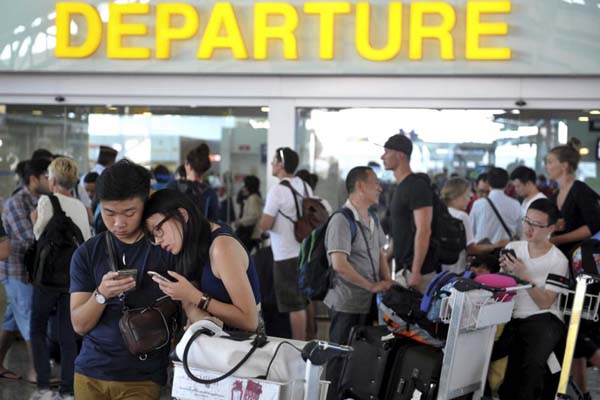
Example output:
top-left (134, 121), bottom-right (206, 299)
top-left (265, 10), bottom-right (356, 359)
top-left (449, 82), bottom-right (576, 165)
top-left (338, 325), bottom-right (399, 400)
top-left (384, 342), bottom-right (443, 400)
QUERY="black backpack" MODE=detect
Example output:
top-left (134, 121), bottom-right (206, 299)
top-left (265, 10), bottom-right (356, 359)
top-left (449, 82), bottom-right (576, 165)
top-left (25, 194), bottom-right (85, 290)
top-left (415, 174), bottom-right (467, 265)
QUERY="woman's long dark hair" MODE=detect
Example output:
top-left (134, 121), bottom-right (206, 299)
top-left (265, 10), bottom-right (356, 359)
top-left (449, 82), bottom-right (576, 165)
top-left (143, 189), bottom-right (211, 282)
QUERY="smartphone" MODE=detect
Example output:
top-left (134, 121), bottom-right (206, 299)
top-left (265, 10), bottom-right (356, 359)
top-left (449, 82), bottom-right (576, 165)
top-left (500, 248), bottom-right (517, 259)
top-left (115, 268), bottom-right (138, 280)
top-left (147, 271), bottom-right (171, 283)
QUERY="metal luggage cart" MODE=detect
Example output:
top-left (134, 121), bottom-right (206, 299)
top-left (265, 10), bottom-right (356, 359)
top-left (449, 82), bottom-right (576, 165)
top-left (556, 273), bottom-right (600, 399)
top-left (436, 282), bottom-right (532, 400)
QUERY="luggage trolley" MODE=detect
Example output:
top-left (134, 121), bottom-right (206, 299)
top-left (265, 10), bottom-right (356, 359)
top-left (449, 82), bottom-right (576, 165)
top-left (436, 281), bottom-right (532, 400)
top-left (556, 273), bottom-right (600, 399)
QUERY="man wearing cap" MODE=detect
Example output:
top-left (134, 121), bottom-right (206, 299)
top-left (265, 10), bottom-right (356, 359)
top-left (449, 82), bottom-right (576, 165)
top-left (381, 134), bottom-right (438, 293)
top-left (91, 146), bottom-right (118, 176)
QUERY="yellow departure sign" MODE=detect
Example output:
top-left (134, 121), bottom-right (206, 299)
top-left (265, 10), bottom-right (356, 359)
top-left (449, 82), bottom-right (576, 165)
top-left (54, 1), bottom-right (512, 61)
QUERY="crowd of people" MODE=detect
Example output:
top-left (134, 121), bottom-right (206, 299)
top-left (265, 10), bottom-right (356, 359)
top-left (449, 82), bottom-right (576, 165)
top-left (0, 133), bottom-right (598, 400)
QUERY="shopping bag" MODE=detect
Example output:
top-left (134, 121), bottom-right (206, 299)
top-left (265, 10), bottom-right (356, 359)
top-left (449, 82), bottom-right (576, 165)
top-left (175, 319), bottom-right (308, 384)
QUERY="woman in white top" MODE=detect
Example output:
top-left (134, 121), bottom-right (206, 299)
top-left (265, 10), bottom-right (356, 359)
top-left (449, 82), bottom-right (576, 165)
top-left (30, 157), bottom-right (91, 398)
top-left (494, 198), bottom-right (569, 400)
top-left (440, 178), bottom-right (507, 273)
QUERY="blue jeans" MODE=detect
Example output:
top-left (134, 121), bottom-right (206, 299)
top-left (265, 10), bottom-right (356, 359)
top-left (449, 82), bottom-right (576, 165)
top-left (1, 278), bottom-right (33, 340)
top-left (30, 286), bottom-right (77, 395)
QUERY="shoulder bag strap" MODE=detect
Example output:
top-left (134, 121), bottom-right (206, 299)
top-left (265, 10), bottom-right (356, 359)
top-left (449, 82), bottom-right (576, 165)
top-left (485, 197), bottom-right (512, 239)
top-left (356, 219), bottom-right (379, 282)
top-left (278, 180), bottom-right (301, 222)
top-left (182, 328), bottom-right (267, 384)
top-left (46, 193), bottom-right (64, 215)
top-left (105, 232), bottom-right (120, 273)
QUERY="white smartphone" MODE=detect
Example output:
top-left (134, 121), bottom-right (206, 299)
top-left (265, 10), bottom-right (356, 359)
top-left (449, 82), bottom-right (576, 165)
top-left (147, 271), bottom-right (170, 282)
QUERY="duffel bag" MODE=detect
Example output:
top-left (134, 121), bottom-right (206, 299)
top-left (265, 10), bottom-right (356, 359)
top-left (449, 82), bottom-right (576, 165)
top-left (175, 318), bottom-right (308, 384)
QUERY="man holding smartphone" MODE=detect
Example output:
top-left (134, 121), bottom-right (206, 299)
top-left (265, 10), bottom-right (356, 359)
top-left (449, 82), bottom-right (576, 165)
top-left (493, 198), bottom-right (569, 399)
top-left (69, 160), bottom-right (176, 400)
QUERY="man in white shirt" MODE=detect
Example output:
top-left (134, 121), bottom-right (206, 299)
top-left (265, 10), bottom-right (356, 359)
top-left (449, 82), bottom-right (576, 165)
top-left (494, 198), bottom-right (568, 399)
top-left (510, 166), bottom-right (547, 239)
top-left (260, 148), bottom-right (311, 340)
top-left (471, 167), bottom-right (521, 243)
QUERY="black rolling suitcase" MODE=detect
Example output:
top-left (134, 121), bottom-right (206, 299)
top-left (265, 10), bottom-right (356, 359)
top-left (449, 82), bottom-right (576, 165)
top-left (384, 342), bottom-right (443, 400)
top-left (338, 325), bottom-right (399, 400)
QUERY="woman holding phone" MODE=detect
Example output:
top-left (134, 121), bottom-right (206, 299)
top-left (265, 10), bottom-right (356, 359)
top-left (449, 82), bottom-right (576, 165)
top-left (143, 189), bottom-right (260, 332)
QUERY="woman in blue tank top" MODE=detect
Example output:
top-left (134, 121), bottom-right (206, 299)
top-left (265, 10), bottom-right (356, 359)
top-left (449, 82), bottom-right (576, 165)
top-left (142, 189), bottom-right (261, 332)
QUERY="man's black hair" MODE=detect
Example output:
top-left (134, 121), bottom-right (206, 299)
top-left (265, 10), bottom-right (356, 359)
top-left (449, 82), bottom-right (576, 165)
top-left (346, 166), bottom-right (373, 194)
top-left (471, 254), bottom-right (500, 273)
top-left (15, 161), bottom-right (28, 183)
top-left (243, 175), bottom-right (261, 196)
top-left (84, 172), bottom-right (99, 184)
top-left (475, 172), bottom-right (488, 185)
top-left (96, 159), bottom-right (151, 202)
top-left (176, 165), bottom-right (186, 180)
top-left (23, 158), bottom-right (51, 186)
top-left (510, 166), bottom-right (537, 184)
top-left (152, 164), bottom-right (171, 183)
top-left (487, 167), bottom-right (509, 189)
top-left (528, 198), bottom-right (560, 226)
top-left (31, 149), bottom-right (53, 161)
top-left (275, 147), bottom-right (299, 174)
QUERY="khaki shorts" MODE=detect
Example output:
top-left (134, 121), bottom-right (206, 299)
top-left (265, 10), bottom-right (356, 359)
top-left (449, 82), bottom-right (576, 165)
top-left (395, 268), bottom-right (437, 294)
top-left (273, 257), bottom-right (308, 313)
top-left (74, 373), bottom-right (160, 400)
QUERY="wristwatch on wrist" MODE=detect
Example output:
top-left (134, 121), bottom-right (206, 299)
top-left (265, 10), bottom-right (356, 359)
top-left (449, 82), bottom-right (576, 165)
top-left (94, 288), bottom-right (107, 305)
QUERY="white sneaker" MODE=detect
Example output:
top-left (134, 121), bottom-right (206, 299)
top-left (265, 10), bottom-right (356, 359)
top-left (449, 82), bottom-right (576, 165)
top-left (30, 389), bottom-right (55, 400)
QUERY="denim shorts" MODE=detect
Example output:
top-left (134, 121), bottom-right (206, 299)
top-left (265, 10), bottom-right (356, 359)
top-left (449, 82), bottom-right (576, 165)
top-left (1, 278), bottom-right (33, 340)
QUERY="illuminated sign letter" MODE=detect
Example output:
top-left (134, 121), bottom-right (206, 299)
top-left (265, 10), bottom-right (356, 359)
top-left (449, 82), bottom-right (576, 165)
top-left (254, 3), bottom-right (299, 60)
top-left (355, 2), bottom-right (402, 61)
top-left (304, 2), bottom-right (351, 60)
top-left (466, 1), bottom-right (511, 60)
top-left (156, 3), bottom-right (199, 59)
top-left (198, 3), bottom-right (248, 59)
top-left (409, 2), bottom-right (455, 60)
top-left (107, 3), bottom-right (151, 59)
top-left (55, 2), bottom-right (102, 58)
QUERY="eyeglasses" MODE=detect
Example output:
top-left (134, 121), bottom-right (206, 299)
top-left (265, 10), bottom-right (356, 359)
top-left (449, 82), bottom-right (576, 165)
top-left (523, 217), bottom-right (550, 229)
top-left (149, 215), bottom-right (170, 245)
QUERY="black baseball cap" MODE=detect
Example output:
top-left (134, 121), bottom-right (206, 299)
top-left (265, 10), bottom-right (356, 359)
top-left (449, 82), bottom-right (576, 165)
top-left (383, 134), bottom-right (413, 156)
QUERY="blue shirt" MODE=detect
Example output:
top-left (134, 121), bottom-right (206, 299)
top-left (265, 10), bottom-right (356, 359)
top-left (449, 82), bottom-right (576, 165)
top-left (70, 232), bottom-right (176, 384)
top-left (201, 226), bottom-right (261, 306)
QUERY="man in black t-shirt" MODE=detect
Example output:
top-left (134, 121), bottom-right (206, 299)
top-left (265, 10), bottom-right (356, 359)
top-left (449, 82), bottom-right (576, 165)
top-left (381, 134), bottom-right (437, 293)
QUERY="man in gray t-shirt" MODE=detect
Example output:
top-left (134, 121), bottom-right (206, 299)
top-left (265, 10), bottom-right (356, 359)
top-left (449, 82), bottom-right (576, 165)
top-left (324, 166), bottom-right (394, 398)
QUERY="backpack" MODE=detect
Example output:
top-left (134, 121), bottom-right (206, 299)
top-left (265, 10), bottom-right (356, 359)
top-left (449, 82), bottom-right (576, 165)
top-left (297, 207), bottom-right (377, 301)
top-left (379, 285), bottom-right (449, 344)
top-left (279, 180), bottom-right (329, 243)
top-left (24, 194), bottom-right (85, 290)
top-left (420, 270), bottom-right (474, 321)
top-left (171, 180), bottom-right (215, 220)
top-left (415, 174), bottom-right (467, 265)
